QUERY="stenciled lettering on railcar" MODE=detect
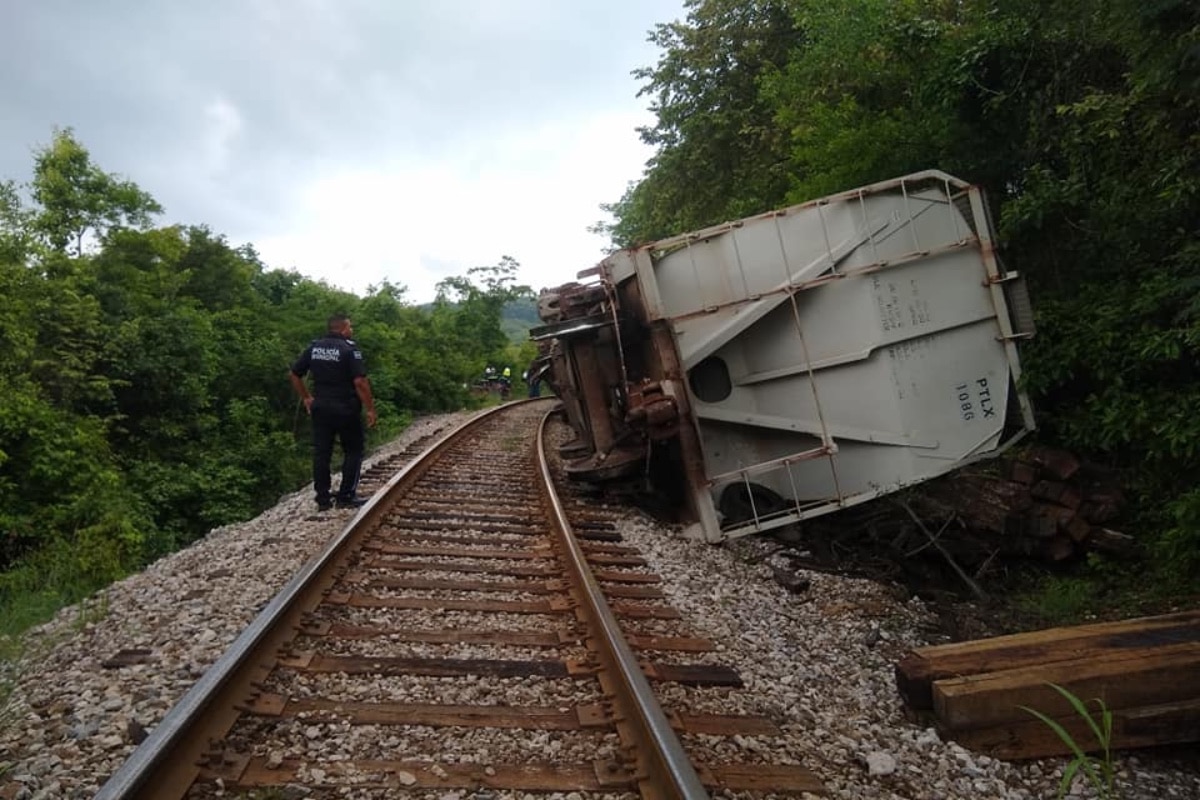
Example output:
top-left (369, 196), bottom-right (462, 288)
top-left (875, 276), bottom-right (933, 333)
top-left (886, 336), bottom-right (936, 401)
top-left (954, 377), bottom-right (996, 422)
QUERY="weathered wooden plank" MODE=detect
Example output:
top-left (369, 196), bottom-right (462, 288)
top-left (699, 763), bottom-right (825, 793)
top-left (283, 652), bottom-right (574, 679)
top-left (384, 521), bottom-right (544, 537)
top-left (598, 583), bottom-right (666, 599)
top-left (242, 694), bottom-right (605, 729)
top-left (343, 573), bottom-right (560, 594)
top-left (675, 712), bottom-right (781, 736)
top-left (897, 610), bottom-right (1200, 710)
top-left (592, 568), bottom-right (661, 584)
top-left (228, 758), bottom-right (631, 790)
top-left (1026, 446), bottom-right (1082, 480)
top-left (586, 553), bottom-right (648, 567)
top-left (645, 663), bottom-right (744, 687)
top-left (365, 556), bottom-right (553, 577)
top-left (365, 543), bottom-right (553, 560)
top-left (579, 542), bottom-right (639, 555)
top-left (626, 633), bottom-right (716, 652)
top-left (329, 593), bottom-right (571, 614)
top-left (950, 698), bottom-right (1200, 760)
top-left (300, 621), bottom-right (574, 647)
top-left (932, 642), bottom-right (1200, 730)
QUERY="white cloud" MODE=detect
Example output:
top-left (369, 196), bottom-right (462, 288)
top-left (201, 97), bottom-right (243, 176)
top-left (254, 107), bottom-right (654, 302)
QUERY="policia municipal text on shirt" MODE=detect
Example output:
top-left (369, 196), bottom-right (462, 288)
top-left (289, 314), bottom-right (378, 511)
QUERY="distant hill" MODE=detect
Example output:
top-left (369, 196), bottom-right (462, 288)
top-left (501, 298), bottom-right (539, 342)
top-left (417, 297), bottom-right (539, 343)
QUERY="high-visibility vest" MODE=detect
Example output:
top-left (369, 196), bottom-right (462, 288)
top-left (502, 367), bottom-right (511, 378)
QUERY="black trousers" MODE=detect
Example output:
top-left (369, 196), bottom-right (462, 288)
top-left (312, 406), bottom-right (364, 502)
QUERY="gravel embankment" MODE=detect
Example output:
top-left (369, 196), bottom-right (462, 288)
top-left (1, 410), bottom-right (1196, 799)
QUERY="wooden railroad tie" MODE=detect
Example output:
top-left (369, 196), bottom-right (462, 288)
top-left (894, 609), bottom-right (1200, 760)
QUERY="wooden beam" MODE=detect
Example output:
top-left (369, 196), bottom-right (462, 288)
top-left (896, 610), bottom-right (1200, 710)
top-left (951, 698), bottom-right (1200, 760)
top-left (932, 642), bottom-right (1200, 730)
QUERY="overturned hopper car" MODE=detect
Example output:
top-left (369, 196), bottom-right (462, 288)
top-left (532, 171), bottom-right (1036, 542)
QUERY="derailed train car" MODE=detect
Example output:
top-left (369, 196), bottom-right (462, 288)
top-left (532, 170), bottom-right (1036, 542)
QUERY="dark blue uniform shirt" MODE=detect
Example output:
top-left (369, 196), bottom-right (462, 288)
top-left (290, 333), bottom-right (367, 412)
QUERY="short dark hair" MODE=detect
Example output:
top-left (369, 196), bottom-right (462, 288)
top-left (327, 313), bottom-right (350, 332)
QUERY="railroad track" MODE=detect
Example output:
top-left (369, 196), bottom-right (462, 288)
top-left (96, 400), bottom-right (824, 799)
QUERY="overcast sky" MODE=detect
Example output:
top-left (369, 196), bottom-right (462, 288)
top-left (1, 0), bottom-right (685, 302)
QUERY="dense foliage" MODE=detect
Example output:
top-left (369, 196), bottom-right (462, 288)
top-left (0, 130), bottom-right (533, 624)
top-left (600, 0), bottom-right (1199, 587)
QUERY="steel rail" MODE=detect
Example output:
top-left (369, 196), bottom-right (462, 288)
top-left (95, 401), bottom-right (539, 800)
top-left (536, 410), bottom-right (710, 800)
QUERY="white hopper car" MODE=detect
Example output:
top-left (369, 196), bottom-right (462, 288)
top-left (533, 170), bottom-right (1036, 542)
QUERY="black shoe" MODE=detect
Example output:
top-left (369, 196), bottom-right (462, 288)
top-left (335, 495), bottom-right (368, 509)
top-left (317, 499), bottom-right (333, 512)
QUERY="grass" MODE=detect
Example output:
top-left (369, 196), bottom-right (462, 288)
top-left (1015, 574), bottom-right (1101, 626)
top-left (1021, 683), bottom-right (1121, 799)
top-left (0, 548), bottom-right (118, 739)
top-left (1, 588), bottom-right (82, 643)
top-left (1008, 553), bottom-right (1195, 633)
top-left (0, 558), bottom-right (111, 644)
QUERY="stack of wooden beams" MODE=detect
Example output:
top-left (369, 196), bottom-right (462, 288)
top-left (912, 445), bottom-right (1134, 565)
top-left (894, 610), bottom-right (1200, 759)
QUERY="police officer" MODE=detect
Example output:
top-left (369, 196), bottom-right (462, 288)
top-left (289, 314), bottom-right (378, 511)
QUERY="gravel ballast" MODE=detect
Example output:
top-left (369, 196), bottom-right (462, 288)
top-left (1, 411), bottom-right (1197, 799)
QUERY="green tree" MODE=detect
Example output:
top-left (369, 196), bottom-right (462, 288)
top-left (599, 0), bottom-right (800, 246)
top-left (29, 128), bottom-right (162, 256)
top-left (435, 255), bottom-right (534, 363)
top-left (0, 180), bottom-right (36, 263)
